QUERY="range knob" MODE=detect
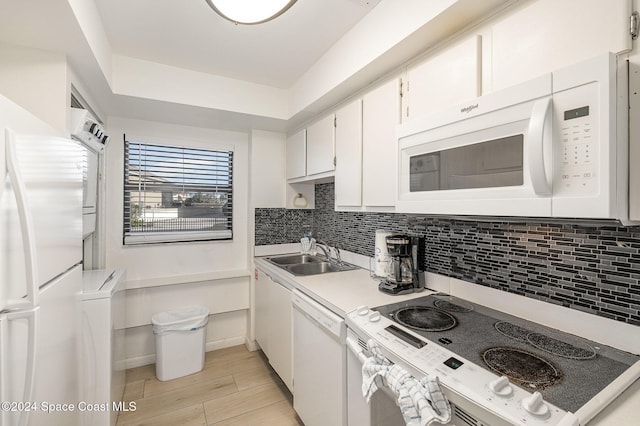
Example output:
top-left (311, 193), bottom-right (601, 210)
top-left (357, 306), bottom-right (370, 316)
top-left (522, 391), bottom-right (550, 417)
top-left (488, 376), bottom-right (513, 397)
top-left (369, 311), bottom-right (381, 322)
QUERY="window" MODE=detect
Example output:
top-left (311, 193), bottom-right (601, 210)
top-left (123, 139), bottom-right (233, 244)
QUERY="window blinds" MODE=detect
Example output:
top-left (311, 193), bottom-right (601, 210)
top-left (123, 140), bottom-right (233, 244)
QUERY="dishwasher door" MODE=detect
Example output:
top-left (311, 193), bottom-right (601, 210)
top-left (292, 290), bottom-right (346, 426)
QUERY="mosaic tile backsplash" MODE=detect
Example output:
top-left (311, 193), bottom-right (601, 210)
top-left (255, 183), bottom-right (640, 326)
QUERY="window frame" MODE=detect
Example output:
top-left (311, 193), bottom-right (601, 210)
top-left (122, 138), bottom-right (234, 245)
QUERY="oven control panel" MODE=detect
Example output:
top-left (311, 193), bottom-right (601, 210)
top-left (347, 306), bottom-right (580, 426)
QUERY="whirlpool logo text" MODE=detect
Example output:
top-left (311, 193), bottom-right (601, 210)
top-left (460, 104), bottom-right (479, 114)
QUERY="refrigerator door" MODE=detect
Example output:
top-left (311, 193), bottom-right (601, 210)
top-left (0, 306), bottom-right (38, 426)
top-left (1, 129), bottom-right (83, 309)
top-left (29, 264), bottom-right (82, 426)
top-left (1, 129), bottom-right (40, 310)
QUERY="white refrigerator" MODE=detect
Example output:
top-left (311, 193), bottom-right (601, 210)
top-left (1, 96), bottom-right (84, 426)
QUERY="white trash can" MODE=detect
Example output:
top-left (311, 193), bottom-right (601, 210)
top-left (151, 305), bottom-right (209, 381)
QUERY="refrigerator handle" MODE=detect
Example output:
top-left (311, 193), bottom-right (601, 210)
top-left (5, 129), bottom-right (39, 307)
top-left (1, 307), bottom-right (39, 426)
top-left (0, 315), bottom-right (6, 426)
top-left (1, 127), bottom-right (6, 201)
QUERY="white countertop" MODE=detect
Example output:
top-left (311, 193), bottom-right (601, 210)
top-left (81, 268), bottom-right (126, 300)
top-left (253, 248), bottom-right (640, 426)
top-left (254, 256), bottom-right (431, 317)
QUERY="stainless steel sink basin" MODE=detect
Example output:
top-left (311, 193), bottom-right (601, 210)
top-left (287, 262), bottom-right (342, 275)
top-left (268, 254), bottom-right (323, 265)
top-left (265, 254), bottom-right (359, 276)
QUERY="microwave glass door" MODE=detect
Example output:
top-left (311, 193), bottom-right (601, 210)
top-left (409, 134), bottom-right (524, 192)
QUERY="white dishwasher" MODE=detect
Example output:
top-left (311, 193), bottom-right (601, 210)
top-left (292, 289), bottom-right (346, 426)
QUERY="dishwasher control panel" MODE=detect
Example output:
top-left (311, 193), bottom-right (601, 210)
top-left (292, 290), bottom-right (344, 339)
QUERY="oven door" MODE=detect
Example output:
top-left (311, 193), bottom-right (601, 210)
top-left (346, 331), bottom-right (410, 426)
top-left (346, 329), bottom-right (522, 426)
top-left (397, 74), bottom-right (553, 217)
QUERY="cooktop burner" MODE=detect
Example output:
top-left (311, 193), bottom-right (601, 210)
top-left (528, 332), bottom-right (597, 360)
top-left (494, 321), bottom-right (530, 341)
top-left (495, 321), bottom-right (597, 360)
top-left (482, 347), bottom-right (562, 390)
top-left (393, 307), bottom-right (456, 331)
top-left (433, 298), bottom-right (474, 313)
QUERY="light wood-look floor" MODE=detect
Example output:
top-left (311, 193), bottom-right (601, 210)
top-left (116, 345), bottom-right (304, 426)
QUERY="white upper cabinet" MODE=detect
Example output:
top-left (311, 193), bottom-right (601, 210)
top-left (334, 99), bottom-right (363, 207)
top-left (362, 78), bottom-right (401, 208)
top-left (403, 35), bottom-right (481, 122)
top-left (490, 0), bottom-right (631, 92)
top-left (286, 129), bottom-right (306, 180)
top-left (305, 114), bottom-right (335, 177)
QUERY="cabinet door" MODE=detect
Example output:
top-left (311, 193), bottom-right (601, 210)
top-left (405, 35), bottom-right (481, 121)
top-left (254, 269), bottom-right (270, 356)
top-left (306, 114), bottom-right (335, 176)
top-left (362, 78), bottom-right (400, 207)
top-left (268, 280), bottom-right (293, 391)
top-left (335, 99), bottom-right (363, 207)
top-left (286, 129), bottom-right (306, 180)
top-left (490, 0), bottom-right (630, 91)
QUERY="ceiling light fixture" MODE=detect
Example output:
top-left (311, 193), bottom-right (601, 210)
top-left (205, 0), bottom-right (297, 25)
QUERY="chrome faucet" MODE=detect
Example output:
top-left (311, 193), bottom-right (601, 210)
top-left (316, 241), bottom-right (340, 263)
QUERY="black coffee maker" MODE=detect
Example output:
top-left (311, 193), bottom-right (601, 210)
top-left (378, 234), bottom-right (423, 295)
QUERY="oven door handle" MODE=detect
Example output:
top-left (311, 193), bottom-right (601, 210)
top-left (527, 96), bottom-right (552, 195)
top-left (346, 335), bottom-right (369, 364)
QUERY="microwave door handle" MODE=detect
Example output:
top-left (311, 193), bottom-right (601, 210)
top-left (528, 97), bottom-right (552, 195)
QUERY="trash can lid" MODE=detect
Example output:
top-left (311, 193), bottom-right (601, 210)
top-left (151, 305), bottom-right (210, 327)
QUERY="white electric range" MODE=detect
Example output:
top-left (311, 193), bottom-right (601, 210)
top-left (346, 292), bottom-right (640, 426)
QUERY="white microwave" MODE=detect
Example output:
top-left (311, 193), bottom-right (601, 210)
top-left (397, 52), bottom-right (639, 225)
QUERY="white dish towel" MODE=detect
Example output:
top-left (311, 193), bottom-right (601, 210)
top-left (362, 339), bottom-right (452, 426)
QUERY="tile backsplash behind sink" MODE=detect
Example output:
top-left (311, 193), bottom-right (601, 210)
top-left (255, 183), bottom-right (640, 326)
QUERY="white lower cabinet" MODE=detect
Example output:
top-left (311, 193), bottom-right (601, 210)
top-left (254, 268), bottom-right (293, 391)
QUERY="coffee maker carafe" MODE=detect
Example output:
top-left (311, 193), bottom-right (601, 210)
top-left (379, 234), bottom-right (422, 295)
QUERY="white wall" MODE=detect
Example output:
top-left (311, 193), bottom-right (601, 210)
top-left (250, 130), bottom-right (287, 208)
top-left (0, 43), bottom-right (68, 132)
top-left (112, 55), bottom-right (289, 120)
top-left (104, 116), bottom-right (251, 366)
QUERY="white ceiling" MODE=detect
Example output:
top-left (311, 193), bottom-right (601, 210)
top-left (0, 0), bottom-right (513, 131)
top-left (94, 0), bottom-right (381, 89)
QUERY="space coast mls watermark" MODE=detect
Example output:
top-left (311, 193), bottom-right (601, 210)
top-left (1, 401), bottom-right (137, 413)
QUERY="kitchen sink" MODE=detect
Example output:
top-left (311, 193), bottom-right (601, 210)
top-left (266, 254), bottom-right (358, 276)
top-left (268, 254), bottom-right (323, 265)
top-left (288, 262), bottom-right (341, 275)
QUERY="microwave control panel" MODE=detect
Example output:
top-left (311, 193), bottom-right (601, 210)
top-left (553, 82), bottom-right (599, 196)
